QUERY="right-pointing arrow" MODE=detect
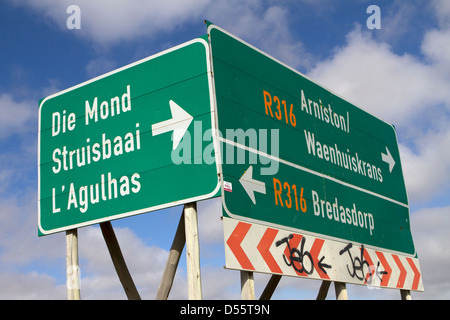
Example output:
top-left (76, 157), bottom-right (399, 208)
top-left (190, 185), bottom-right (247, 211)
top-left (381, 146), bottom-right (396, 173)
top-left (393, 254), bottom-right (407, 288)
top-left (239, 165), bottom-right (266, 204)
top-left (152, 100), bottom-right (193, 150)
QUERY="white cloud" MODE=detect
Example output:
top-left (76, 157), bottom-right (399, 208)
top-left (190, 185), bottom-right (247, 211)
top-left (0, 271), bottom-right (65, 299)
top-left (431, 0), bottom-right (450, 28)
top-left (376, 0), bottom-right (423, 44)
top-left (422, 28), bottom-right (450, 73)
top-left (410, 206), bottom-right (450, 299)
top-left (399, 125), bottom-right (450, 202)
top-left (0, 94), bottom-right (35, 139)
top-left (307, 26), bottom-right (450, 126)
top-left (206, 1), bottom-right (312, 70)
top-left (12, 0), bottom-right (209, 46)
top-left (13, 0), bottom-right (312, 70)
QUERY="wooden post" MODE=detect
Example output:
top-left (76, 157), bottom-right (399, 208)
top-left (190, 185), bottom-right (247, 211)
top-left (400, 289), bottom-right (412, 300)
top-left (240, 271), bottom-right (255, 300)
top-left (100, 221), bottom-right (141, 300)
top-left (316, 280), bottom-right (331, 300)
top-left (334, 281), bottom-right (348, 300)
top-left (184, 202), bottom-right (202, 300)
top-left (156, 211), bottom-right (186, 300)
top-left (66, 229), bottom-right (81, 300)
top-left (259, 274), bottom-right (281, 300)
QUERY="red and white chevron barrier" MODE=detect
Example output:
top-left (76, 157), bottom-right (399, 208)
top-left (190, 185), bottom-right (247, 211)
top-left (223, 217), bottom-right (423, 291)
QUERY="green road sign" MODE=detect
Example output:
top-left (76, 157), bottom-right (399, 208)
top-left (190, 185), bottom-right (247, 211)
top-left (209, 25), bottom-right (416, 256)
top-left (38, 38), bottom-right (220, 235)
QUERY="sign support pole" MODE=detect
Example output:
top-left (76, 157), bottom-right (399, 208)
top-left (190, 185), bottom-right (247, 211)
top-left (240, 271), bottom-right (255, 299)
top-left (66, 229), bottom-right (80, 300)
top-left (156, 210), bottom-right (186, 300)
top-left (334, 282), bottom-right (348, 300)
top-left (259, 274), bottom-right (281, 300)
top-left (316, 280), bottom-right (331, 300)
top-left (100, 221), bottom-right (141, 300)
top-left (184, 202), bottom-right (202, 300)
top-left (400, 289), bottom-right (412, 300)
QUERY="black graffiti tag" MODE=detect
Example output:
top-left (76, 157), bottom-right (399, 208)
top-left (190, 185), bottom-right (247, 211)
top-left (276, 234), bottom-right (331, 275)
top-left (339, 243), bottom-right (388, 284)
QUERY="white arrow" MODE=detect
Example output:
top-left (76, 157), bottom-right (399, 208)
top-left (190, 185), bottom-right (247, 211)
top-left (152, 100), bottom-right (193, 149)
top-left (381, 146), bottom-right (396, 173)
top-left (239, 165), bottom-right (266, 204)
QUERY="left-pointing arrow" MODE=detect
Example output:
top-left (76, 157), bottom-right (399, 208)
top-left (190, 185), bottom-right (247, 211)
top-left (239, 165), bottom-right (266, 204)
top-left (227, 221), bottom-right (254, 270)
top-left (152, 100), bottom-right (193, 149)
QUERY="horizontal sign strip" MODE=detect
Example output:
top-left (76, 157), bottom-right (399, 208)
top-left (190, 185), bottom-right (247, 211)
top-left (223, 217), bottom-right (423, 291)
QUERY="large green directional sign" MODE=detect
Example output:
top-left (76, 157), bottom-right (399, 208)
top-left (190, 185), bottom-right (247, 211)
top-left (38, 38), bottom-right (220, 235)
top-left (209, 25), bottom-right (416, 256)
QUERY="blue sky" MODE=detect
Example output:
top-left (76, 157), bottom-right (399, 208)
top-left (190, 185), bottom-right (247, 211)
top-left (1, 0), bottom-right (449, 299)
